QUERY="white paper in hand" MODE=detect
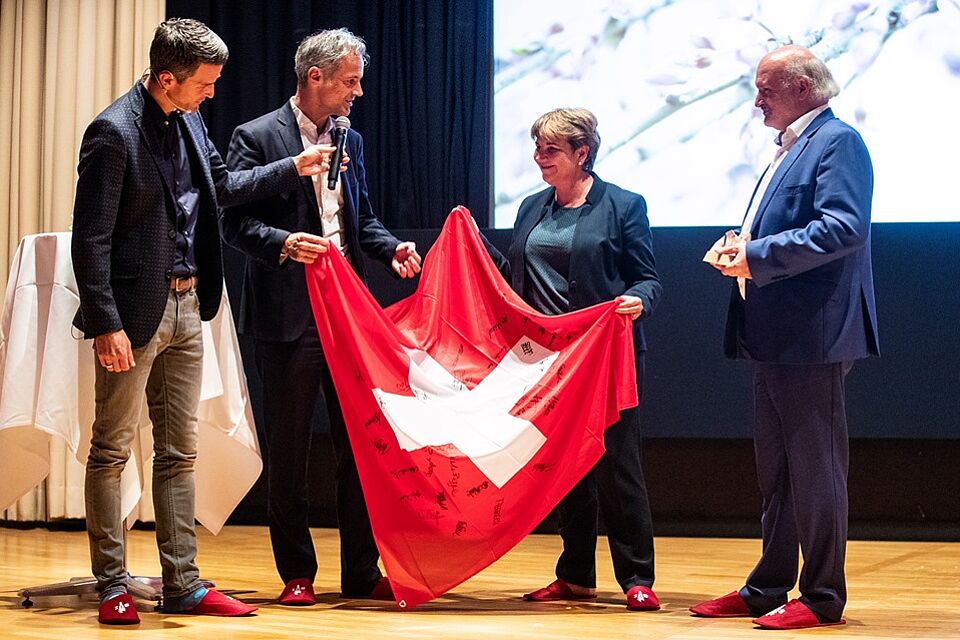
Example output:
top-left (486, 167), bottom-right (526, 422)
top-left (703, 229), bottom-right (750, 267)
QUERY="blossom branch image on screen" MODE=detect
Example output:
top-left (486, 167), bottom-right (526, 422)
top-left (493, 0), bottom-right (960, 228)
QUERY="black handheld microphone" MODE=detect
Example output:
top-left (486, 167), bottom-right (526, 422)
top-left (327, 116), bottom-right (351, 190)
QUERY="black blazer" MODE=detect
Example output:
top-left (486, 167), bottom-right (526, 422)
top-left (507, 173), bottom-right (662, 351)
top-left (220, 101), bottom-right (401, 343)
top-left (71, 83), bottom-right (300, 348)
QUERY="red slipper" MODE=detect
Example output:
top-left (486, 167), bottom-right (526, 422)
top-left (366, 577), bottom-right (394, 601)
top-left (626, 585), bottom-right (660, 611)
top-left (523, 579), bottom-right (596, 601)
top-left (278, 578), bottom-right (316, 606)
top-left (690, 590), bottom-right (755, 617)
top-left (98, 593), bottom-right (140, 625)
top-left (186, 588), bottom-right (257, 616)
top-left (753, 599), bottom-right (846, 630)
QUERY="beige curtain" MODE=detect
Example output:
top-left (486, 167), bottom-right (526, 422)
top-left (0, 0), bottom-right (164, 521)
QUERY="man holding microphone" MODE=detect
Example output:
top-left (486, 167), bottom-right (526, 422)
top-left (221, 28), bottom-right (421, 606)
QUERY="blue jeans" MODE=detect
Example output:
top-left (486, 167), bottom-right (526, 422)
top-left (85, 288), bottom-right (204, 600)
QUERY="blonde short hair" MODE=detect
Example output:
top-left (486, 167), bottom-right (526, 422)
top-left (530, 108), bottom-right (600, 172)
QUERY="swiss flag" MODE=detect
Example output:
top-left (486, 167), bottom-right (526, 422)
top-left (304, 207), bottom-right (638, 607)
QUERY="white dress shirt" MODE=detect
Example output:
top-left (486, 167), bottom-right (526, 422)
top-left (739, 104), bottom-right (829, 298)
top-left (290, 98), bottom-right (348, 258)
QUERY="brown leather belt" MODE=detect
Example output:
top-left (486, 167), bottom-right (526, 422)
top-left (169, 275), bottom-right (197, 293)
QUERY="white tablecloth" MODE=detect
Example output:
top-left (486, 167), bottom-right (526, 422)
top-left (0, 233), bottom-right (261, 534)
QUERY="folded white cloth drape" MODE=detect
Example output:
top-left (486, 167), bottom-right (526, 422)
top-left (0, 233), bottom-right (261, 534)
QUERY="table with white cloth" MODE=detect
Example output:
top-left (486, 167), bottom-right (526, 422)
top-left (0, 232), bottom-right (261, 534)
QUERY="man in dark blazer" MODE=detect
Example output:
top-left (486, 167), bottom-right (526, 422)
top-left (71, 18), bottom-right (331, 625)
top-left (692, 45), bottom-right (879, 630)
top-left (220, 28), bottom-right (421, 606)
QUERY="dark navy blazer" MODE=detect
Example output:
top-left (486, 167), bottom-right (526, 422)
top-left (507, 174), bottom-right (662, 351)
top-left (71, 83), bottom-right (300, 348)
top-left (220, 102), bottom-right (401, 343)
top-left (725, 108), bottom-right (880, 364)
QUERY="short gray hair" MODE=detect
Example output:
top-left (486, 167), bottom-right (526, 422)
top-left (150, 18), bottom-right (228, 82)
top-left (295, 28), bottom-right (369, 85)
top-left (781, 51), bottom-right (840, 102)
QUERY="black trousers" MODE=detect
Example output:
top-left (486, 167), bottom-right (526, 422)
top-left (740, 361), bottom-right (850, 623)
top-left (255, 325), bottom-right (382, 595)
top-left (554, 354), bottom-right (655, 592)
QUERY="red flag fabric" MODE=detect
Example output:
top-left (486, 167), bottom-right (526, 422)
top-left (304, 206), bottom-right (638, 608)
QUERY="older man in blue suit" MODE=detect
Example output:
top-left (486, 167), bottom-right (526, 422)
top-left (691, 45), bottom-right (879, 630)
top-left (71, 18), bottom-right (332, 625)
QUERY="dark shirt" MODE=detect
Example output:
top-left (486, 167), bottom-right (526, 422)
top-left (138, 83), bottom-right (200, 278)
top-left (523, 201), bottom-right (584, 315)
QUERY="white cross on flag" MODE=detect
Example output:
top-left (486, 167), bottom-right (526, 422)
top-left (305, 207), bottom-right (638, 608)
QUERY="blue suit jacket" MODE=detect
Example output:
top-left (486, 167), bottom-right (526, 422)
top-left (725, 108), bottom-right (880, 363)
top-left (71, 83), bottom-right (300, 348)
top-left (507, 174), bottom-right (661, 351)
top-left (220, 102), bottom-right (402, 343)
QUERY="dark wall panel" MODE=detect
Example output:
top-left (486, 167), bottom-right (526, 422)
top-left (168, 0), bottom-right (493, 229)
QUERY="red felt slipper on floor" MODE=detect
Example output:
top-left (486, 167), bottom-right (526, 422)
top-left (523, 579), bottom-right (597, 601)
top-left (690, 590), bottom-right (755, 617)
top-left (753, 599), bottom-right (846, 630)
top-left (366, 577), bottom-right (394, 601)
top-left (186, 588), bottom-right (257, 616)
top-left (98, 593), bottom-right (140, 625)
top-left (278, 578), bottom-right (316, 606)
top-left (626, 585), bottom-right (660, 611)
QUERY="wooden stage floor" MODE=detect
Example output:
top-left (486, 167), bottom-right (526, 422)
top-left (1, 526), bottom-right (958, 639)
